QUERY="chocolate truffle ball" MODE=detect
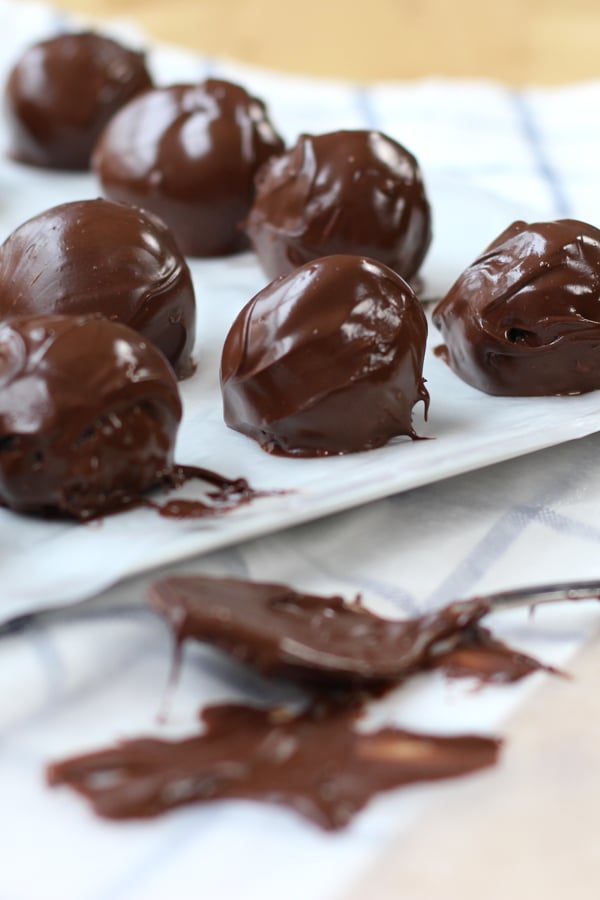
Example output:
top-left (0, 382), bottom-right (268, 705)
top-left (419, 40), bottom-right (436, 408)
top-left (93, 79), bottom-right (285, 257)
top-left (0, 198), bottom-right (196, 379)
top-left (0, 315), bottom-right (182, 519)
top-left (5, 31), bottom-right (153, 170)
top-left (221, 254), bottom-right (429, 456)
top-left (245, 130), bottom-right (432, 282)
top-left (432, 219), bottom-right (600, 396)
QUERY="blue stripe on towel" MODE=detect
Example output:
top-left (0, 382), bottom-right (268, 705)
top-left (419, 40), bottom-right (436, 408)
top-left (354, 86), bottom-right (380, 130)
top-left (511, 90), bottom-right (571, 217)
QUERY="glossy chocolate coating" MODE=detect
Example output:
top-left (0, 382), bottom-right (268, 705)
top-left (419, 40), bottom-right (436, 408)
top-left (5, 31), bottom-right (152, 170)
top-left (0, 315), bottom-right (182, 518)
top-left (0, 199), bottom-right (196, 378)
top-left (149, 574), bottom-right (489, 686)
top-left (245, 129), bottom-right (432, 281)
top-left (47, 702), bottom-right (501, 828)
top-left (93, 79), bottom-right (285, 257)
top-left (221, 254), bottom-right (429, 456)
top-left (432, 219), bottom-right (600, 396)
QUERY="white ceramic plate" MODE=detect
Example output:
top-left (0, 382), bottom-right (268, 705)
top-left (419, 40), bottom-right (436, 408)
top-left (2, 163), bottom-right (599, 620)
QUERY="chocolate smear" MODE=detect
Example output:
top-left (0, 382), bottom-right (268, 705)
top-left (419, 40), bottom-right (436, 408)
top-left (142, 464), bottom-right (274, 520)
top-left (47, 702), bottom-right (501, 828)
top-left (66, 464), bottom-right (272, 523)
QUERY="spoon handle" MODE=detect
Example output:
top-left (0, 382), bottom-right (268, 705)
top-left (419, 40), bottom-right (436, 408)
top-left (482, 579), bottom-right (600, 610)
top-left (2, 577), bottom-right (599, 638)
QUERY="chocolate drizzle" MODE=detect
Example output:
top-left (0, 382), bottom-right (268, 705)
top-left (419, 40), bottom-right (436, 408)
top-left (47, 702), bottom-right (501, 828)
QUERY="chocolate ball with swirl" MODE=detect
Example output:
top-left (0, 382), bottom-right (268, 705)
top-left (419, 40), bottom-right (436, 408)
top-left (0, 315), bottom-right (182, 519)
top-left (0, 199), bottom-right (196, 378)
top-left (245, 130), bottom-right (432, 283)
top-left (5, 32), bottom-right (153, 170)
top-left (93, 79), bottom-right (285, 257)
top-left (432, 219), bottom-right (600, 396)
top-left (221, 254), bottom-right (429, 456)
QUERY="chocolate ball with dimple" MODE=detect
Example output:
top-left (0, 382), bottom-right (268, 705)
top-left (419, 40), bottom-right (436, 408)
top-left (245, 130), bottom-right (432, 282)
top-left (0, 198), bottom-right (196, 379)
top-left (432, 219), bottom-right (600, 396)
top-left (221, 254), bottom-right (429, 457)
top-left (0, 315), bottom-right (182, 519)
top-left (5, 31), bottom-right (153, 170)
top-left (93, 79), bottom-right (285, 257)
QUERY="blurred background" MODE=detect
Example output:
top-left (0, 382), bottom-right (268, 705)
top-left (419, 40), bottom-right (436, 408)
top-left (52, 0), bottom-right (600, 83)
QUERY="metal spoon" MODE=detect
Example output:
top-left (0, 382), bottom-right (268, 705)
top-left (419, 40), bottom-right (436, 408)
top-left (477, 579), bottom-right (600, 611)
top-left (1, 577), bottom-right (599, 639)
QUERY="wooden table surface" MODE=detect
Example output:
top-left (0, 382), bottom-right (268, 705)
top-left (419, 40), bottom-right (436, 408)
top-left (44, 1), bottom-right (600, 897)
top-left (54, 0), bottom-right (600, 84)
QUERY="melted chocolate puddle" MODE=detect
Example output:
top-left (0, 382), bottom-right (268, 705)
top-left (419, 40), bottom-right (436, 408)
top-left (47, 702), bottom-right (501, 828)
